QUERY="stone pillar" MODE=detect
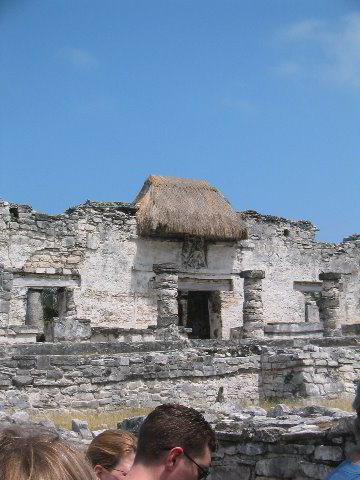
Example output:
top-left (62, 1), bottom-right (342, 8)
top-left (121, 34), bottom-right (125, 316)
top-left (25, 289), bottom-right (44, 328)
top-left (178, 292), bottom-right (188, 327)
top-left (65, 288), bottom-right (77, 317)
top-left (240, 270), bottom-right (265, 339)
top-left (0, 265), bottom-right (13, 327)
top-left (56, 288), bottom-right (76, 318)
top-left (153, 263), bottom-right (179, 327)
top-left (304, 293), bottom-right (320, 323)
top-left (319, 272), bottom-right (342, 337)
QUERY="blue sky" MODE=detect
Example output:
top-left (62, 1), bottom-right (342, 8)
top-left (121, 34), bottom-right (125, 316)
top-left (1, 0), bottom-right (359, 243)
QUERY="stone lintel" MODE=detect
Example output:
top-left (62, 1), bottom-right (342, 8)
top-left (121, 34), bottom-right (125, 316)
top-left (13, 273), bottom-right (80, 288)
top-left (293, 281), bottom-right (322, 293)
top-left (319, 272), bottom-right (342, 282)
top-left (240, 270), bottom-right (265, 280)
top-left (178, 277), bottom-right (232, 292)
top-left (153, 263), bottom-right (179, 275)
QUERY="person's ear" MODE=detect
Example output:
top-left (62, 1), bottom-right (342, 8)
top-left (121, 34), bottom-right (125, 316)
top-left (95, 465), bottom-right (107, 480)
top-left (164, 447), bottom-right (183, 472)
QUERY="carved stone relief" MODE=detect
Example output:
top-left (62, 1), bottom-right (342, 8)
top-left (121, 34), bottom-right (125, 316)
top-left (182, 236), bottom-right (207, 269)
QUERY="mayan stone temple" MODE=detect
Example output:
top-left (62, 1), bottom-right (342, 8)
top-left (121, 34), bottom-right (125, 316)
top-left (1, 175), bottom-right (360, 478)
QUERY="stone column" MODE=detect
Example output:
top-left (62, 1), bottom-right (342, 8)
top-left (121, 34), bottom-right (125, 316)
top-left (0, 265), bottom-right (13, 327)
top-left (153, 263), bottom-right (179, 327)
top-left (55, 287), bottom-right (77, 318)
top-left (178, 292), bottom-right (188, 327)
top-left (319, 272), bottom-right (342, 337)
top-left (25, 289), bottom-right (44, 328)
top-left (304, 293), bottom-right (320, 323)
top-left (65, 288), bottom-right (77, 317)
top-left (240, 270), bottom-right (265, 339)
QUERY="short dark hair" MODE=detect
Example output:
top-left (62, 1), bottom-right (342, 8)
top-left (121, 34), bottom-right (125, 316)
top-left (135, 404), bottom-right (216, 464)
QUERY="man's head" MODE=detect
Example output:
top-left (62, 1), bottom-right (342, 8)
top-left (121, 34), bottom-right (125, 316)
top-left (134, 404), bottom-right (216, 480)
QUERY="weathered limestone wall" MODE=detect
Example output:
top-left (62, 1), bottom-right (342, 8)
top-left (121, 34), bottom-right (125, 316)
top-left (0, 201), bottom-right (143, 328)
top-left (1, 199), bottom-right (360, 337)
top-left (213, 412), bottom-right (355, 480)
top-left (0, 341), bottom-right (261, 410)
top-left (243, 211), bottom-right (360, 326)
top-left (261, 344), bottom-right (360, 400)
top-left (0, 201), bottom-right (243, 334)
top-left (1, 338), bottom-right (360, 411)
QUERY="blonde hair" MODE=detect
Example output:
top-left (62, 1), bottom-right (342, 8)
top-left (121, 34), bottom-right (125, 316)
top-left (87, 429), bottom-right (137, 470)
top-left (0, 425), bottom-right (95, 480)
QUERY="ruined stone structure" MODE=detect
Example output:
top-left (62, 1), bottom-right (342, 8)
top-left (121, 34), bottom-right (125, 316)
top-left (1, 175), bottom-right (360, 411)
top-left (1, 175), bottom-right (360, 343)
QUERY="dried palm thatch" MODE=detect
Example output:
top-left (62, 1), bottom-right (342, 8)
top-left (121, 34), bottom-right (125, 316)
top-left (134, 176), bottom-right (247, 241)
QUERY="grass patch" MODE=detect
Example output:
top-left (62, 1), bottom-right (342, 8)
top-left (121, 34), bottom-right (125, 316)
top-left (32, 407), bottom-right (153, 431)
top-left (237, 397), bottom-right (354, 412)
top-left (315, 397), bottom-right (354, 412)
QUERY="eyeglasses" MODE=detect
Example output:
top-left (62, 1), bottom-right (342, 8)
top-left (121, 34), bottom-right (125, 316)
top-left (183, 451), bottom-right (210, 480)
top-left (162, 448), bottom-right (210, 480)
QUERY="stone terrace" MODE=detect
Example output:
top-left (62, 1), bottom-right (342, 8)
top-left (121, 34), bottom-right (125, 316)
top-left (1, 335), bottom-right (360, 411)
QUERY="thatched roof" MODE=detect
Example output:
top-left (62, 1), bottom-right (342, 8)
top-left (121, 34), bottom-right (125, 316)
top-left (133, 176), bottom-right (247, 241)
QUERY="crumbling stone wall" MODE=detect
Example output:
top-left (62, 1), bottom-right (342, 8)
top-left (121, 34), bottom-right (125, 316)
top-left (0, 341), bottom-right (261, 410)
top-left (0, 200), bottom-right (243, 335)
top-left (214, 412), bottom-right (355, 480)
top-left (243, 211), bottom-right (360, 326)
top-left (1, 199), bottom-right (360, 338)
top-left (1, 338), bottom-right (360, 412)
top-left (260, 344), bottom-right (360, 400)
top-left (0, 201), bottom-right (143, 328)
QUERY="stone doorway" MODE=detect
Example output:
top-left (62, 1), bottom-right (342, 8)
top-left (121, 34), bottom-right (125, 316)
top-left (187, 291), bottom-right (210, 339)
top-left (178, 290), bottom-right (222, 339)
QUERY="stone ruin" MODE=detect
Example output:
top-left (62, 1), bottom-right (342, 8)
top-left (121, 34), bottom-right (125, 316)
top-left (0, 174), bottom-right (360, 410)
top-left (2, 175), bottom-right (360, 343)
top-left (2, 174), bottom-right (360, 479)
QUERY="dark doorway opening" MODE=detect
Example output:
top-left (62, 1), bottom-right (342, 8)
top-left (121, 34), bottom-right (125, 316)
top-left (178, 289), bottom-right (222, 339)
top-left (42, 288), bottom-right (63, 322)
top-left (26, 287), bottom-right (67, 341)
top-left (187, 291), bottom-right (210, 339)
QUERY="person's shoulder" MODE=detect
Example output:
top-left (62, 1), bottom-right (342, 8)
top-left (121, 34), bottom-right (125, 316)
top-left (326, 460), bottom-right (360, 480)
